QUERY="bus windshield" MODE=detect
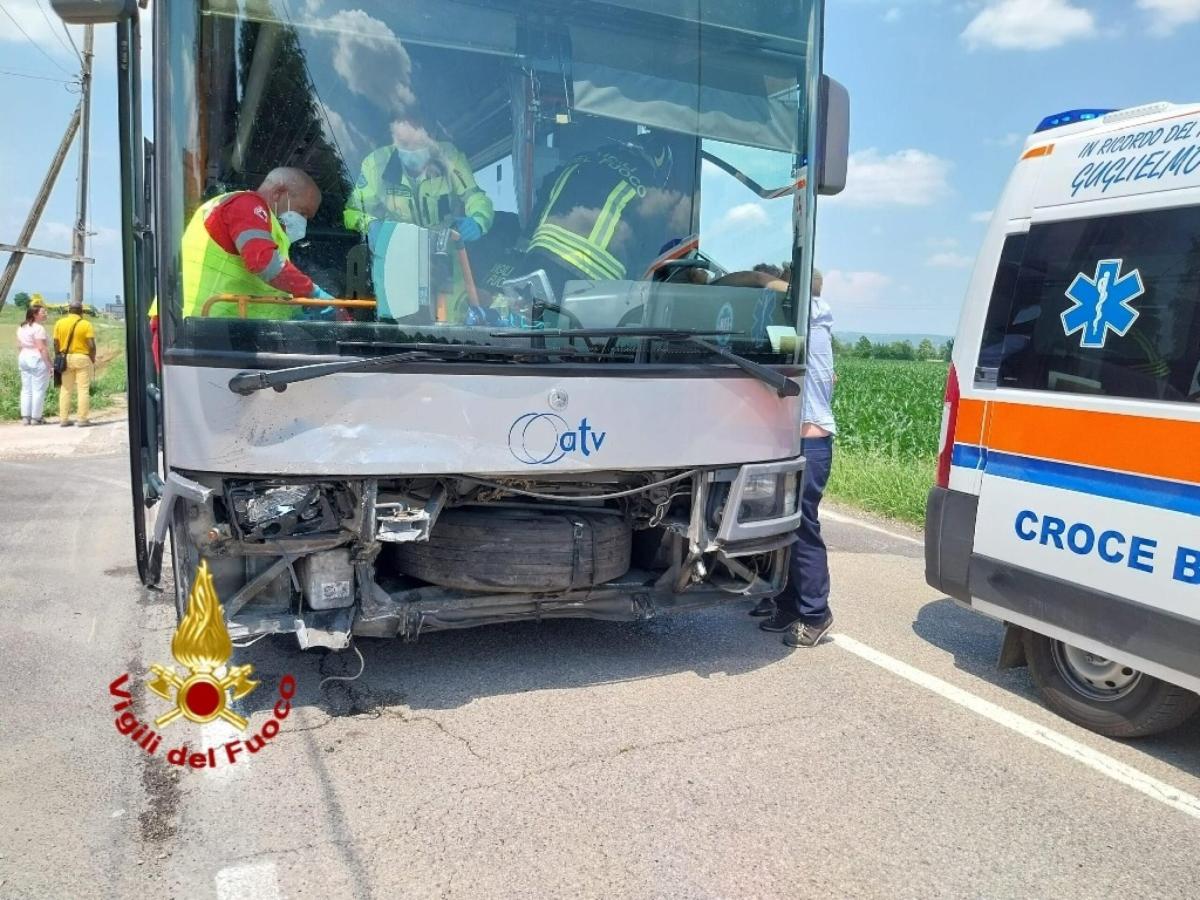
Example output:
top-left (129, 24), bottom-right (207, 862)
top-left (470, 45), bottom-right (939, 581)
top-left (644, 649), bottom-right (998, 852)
top-left (160, 0), bottom-right (819, 367)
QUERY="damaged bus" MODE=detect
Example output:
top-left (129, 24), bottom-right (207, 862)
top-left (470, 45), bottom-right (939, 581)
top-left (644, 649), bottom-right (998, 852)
top-left (54, 0), bottom-right (848, 650)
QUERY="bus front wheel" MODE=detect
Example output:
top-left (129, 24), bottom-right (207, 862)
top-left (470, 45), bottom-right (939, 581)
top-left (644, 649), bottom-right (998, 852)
top-left (1022, 630), bottom-right (1199, 738)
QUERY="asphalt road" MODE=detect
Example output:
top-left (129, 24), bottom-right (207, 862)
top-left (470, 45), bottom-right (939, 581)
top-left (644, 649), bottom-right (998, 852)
top-left (2, 448), bottom-right (1199, 899)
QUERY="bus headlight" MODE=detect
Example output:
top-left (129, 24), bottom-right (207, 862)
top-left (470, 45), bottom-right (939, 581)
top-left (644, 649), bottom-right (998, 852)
top-left (738, 472), bottom-right (799, 523)
top-left (716, 459), bottom-right (805, 544)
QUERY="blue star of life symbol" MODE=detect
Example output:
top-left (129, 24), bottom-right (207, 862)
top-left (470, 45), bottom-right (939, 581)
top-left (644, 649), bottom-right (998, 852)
top-left (1061, 259), bottom-right (1144, 349)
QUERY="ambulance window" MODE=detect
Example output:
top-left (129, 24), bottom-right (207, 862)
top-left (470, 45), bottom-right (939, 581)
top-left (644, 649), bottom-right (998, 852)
top-left (986, 205), bottom-right (1200, 403)
top-left (975, 233), bottom-right (1027, 385)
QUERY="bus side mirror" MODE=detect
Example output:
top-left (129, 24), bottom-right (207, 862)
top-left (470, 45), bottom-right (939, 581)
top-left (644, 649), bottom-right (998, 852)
top-left (49, 0), bottom-right (137, 23)
top-left (817, 75), bottom-right (850, 196)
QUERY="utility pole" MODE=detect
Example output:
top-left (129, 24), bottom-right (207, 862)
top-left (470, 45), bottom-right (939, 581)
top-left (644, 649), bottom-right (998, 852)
top-left (0, 105), bottom-right (82, 312)
top-left (71, 24), bottom-right (96, 307)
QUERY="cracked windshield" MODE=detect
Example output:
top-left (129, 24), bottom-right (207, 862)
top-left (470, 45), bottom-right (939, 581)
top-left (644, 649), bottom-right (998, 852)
top-left (168, 0), bottom-right (815, 364)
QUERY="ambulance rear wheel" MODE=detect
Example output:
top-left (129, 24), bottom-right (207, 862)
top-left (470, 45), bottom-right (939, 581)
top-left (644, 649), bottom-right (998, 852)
top-left (1023, 631), bottom-right (1200, 738)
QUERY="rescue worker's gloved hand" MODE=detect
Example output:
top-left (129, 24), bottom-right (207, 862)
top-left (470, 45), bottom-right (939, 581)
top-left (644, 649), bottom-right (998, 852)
top-left (454, 216), bottom-right (483, 243)
top-left (302, 305), bottom-right (336, 321)
top-left (303, 285), bottom-right (336, 320)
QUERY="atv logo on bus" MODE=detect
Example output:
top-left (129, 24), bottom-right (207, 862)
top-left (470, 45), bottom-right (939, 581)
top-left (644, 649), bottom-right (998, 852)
top-left (508, 413), bottom-right (607, 465)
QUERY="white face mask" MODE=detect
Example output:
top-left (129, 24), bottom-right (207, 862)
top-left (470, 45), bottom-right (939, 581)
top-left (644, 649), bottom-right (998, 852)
top-left (276, 197), bottom-right (308, 242)
top-left (278, 209), bottom-right (308, 242)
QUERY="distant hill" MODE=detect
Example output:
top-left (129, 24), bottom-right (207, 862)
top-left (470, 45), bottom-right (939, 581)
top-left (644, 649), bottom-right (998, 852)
top-left (835, 332), bottom-right (953, 347)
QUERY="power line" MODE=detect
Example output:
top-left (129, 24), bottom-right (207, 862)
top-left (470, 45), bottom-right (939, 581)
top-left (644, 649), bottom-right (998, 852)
top-left (60, 17), bottom-right (82, 63)
top-left (0, 0), bottom-right (73, 75)
top-left (35, 0), bottom-right (79, 63)
top-left (0, 67), bottom-right (73, 84)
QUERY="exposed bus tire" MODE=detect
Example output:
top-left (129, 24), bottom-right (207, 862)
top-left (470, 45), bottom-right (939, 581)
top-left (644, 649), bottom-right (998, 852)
top-left (391, 509), bottom-right (632, 593)
top-left (1022, 631), bottom-right (1200, 738)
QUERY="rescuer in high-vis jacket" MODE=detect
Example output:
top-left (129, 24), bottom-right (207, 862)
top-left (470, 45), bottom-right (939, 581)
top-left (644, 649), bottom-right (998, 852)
top-left (526, 136), bottom-right (674, 287)
top-left (344, 115), bottom-right (494, 322)
top-left (344, 116), bottom-right (494, 244)
top-left (181, 167), bottom-right (332, 320)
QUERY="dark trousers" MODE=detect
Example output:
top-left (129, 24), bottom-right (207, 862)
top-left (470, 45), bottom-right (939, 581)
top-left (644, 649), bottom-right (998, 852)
top-left (777, 436), bottom-right (833, 623)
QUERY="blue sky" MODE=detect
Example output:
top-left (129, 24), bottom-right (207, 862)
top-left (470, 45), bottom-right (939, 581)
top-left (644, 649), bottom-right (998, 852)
top-left (2, 0), bottom-right (1200, 336)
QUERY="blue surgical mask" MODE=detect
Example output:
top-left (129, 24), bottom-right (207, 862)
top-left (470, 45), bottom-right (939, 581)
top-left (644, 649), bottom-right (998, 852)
top-left (395, 147), bottom-right (431, 173)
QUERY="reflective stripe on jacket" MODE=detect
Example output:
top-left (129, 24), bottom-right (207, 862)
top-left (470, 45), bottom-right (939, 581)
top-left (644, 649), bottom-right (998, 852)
top-left (344, 142), bottom-right (495, 235)
top-left (181, 192), bottom-right (297, 320)
top-left (527, 152), bottom-right (651, 282)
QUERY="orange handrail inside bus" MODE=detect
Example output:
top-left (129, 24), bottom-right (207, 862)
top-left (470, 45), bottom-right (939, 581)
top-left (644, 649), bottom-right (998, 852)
top-left (199, 294), bottom-right (377, 318)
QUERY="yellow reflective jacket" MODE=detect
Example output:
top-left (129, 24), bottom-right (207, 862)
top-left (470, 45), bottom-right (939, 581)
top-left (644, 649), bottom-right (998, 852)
top-left (344, 142), bottom-right (494, 235)
top-left (181, 193), bottom-right (299, 320)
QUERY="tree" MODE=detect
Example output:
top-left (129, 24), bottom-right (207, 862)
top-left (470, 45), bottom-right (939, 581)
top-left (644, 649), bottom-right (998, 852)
top-left (831, 335), bottom-right (845, 355)
top-left (13, 292), bottom-right (30, 309)
top-left (235, 22), bottom-right (351, 229)
top-left (917, 338), bottom-right (937, 360)
top-left (854, 336), bottom-right (873, 357)
top-left (880, 340), bottom-right (916, 361)
top-left (941, 338), bottom-right (955, 362)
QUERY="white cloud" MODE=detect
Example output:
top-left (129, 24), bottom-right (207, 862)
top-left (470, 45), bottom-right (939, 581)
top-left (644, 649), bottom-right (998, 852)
top-left (723, 203), bottom-right (770, 228)
top-left (884, 7), bottom-right (903, 22)
top-left (970, 210), bottom-right (994, 223)
top-left (319, 102), bottom-right (372, 166)
top-left (321, 9), bottom-right (416, 116)
top-left (1137, 0), bottom-right (1200, 35)
top-left (822, 270), bottom-right (894, 304)
top-left (962, 0), bottom-right (1096, 50)
top-left (831, 149), bottom-right (952, 208)
top-left (928, 237), bottom-right (959, 250)
top-left (927, 252), bottom-right (974, 269)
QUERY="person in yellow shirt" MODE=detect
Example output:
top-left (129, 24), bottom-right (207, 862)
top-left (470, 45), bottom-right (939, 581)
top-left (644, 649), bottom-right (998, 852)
top-left (52, 301), bottom-right (97, 427)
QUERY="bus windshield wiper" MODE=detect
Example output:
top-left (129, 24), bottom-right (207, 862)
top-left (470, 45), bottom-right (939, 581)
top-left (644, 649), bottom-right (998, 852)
top-left (228, 344), bottom-right (584, 395)
top-left (489, 327), bottom-right (801, 398)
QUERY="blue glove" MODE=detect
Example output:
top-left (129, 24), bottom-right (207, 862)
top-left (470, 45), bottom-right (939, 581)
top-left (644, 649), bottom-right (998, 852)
top-left (311, 286), bottom-right (334, 301)
top-left (454, 216), bottom-right (483, 243)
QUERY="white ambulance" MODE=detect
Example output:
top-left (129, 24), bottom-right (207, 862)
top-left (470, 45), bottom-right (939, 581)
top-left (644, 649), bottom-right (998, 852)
top-left (927, 102), bottom-right (1200, 738)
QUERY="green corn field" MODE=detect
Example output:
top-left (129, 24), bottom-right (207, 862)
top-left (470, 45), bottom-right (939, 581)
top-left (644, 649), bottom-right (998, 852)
top-left (826, 356), bottom-right (949, 525)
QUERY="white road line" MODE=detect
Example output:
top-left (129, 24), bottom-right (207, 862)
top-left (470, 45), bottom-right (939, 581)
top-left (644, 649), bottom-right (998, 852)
top-left (823, 509), bottom-right (924, 546)
top-left (215, 861), bottom-right (282, 900)
top-left (831, 633), bottom-right (1200, 821)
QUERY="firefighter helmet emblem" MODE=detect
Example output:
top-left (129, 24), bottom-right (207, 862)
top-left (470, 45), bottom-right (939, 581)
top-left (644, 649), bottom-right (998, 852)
top-left (147, 561), bottom-right (258, 730)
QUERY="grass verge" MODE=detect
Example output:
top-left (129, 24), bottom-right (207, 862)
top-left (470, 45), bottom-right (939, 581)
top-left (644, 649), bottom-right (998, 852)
top-left (0, 305), bottom-right (126, 421)
top-left (824, 356), bottom-right (948, 526)
top-left (827, 450), bottom-right (936, 525)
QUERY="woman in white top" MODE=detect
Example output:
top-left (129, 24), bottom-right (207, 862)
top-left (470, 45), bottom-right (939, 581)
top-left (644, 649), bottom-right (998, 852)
top-left (15, 303), bottom-right (52, 424)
